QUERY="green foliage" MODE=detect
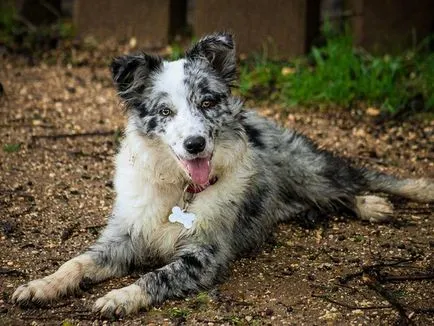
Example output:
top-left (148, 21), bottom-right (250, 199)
top-left (0, 1), bottom-right (18, 44)
top-left (352, 234), bottom-right (365, 243)
top-left (195, 291), bottom-right (211, 305)
top-left (168, 43), bottom-right (184, 61)
top-left (168, 307), bottom-right (190, 319)
top-left (0, 1), bottom-right (75, 53)
top-left (3, 143), bottom-right (21, 153)
top-left (238, 27), bottom-right (434, 114)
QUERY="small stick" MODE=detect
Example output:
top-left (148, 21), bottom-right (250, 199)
top-left (31, 130), bottom-right (116, 140)
top-left (380, 273), bottom-right (434, 283)
top-left (311, 293), bottom-right (392, 310)
top-left (364, 277), bottom-right (411, 325)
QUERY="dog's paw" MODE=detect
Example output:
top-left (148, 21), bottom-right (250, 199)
top-left (12, 278), bottom-right (59, 306)
top-left (93, 284), bottom-right (146, 319)
top-left (355, 195), bottom-right (394, 222)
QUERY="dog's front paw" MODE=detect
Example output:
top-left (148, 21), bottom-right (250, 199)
top-left (93, 284), bottom-right (147, 319)
top-left (12, 278), bottom-right (59, 306)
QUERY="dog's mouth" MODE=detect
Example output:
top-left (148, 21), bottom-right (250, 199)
top-left (179, 157), bottom-right (212, 185)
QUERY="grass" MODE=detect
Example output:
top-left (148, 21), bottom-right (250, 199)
top-left (168, 307), bottom-right (190, 319)
top-left (3, 143), bottom-right (21, 153)
top-left (238, 27), bottom-right (434, 114)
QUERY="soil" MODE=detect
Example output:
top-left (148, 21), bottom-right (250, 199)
top-left (0, 61), bottom-right (433, 326)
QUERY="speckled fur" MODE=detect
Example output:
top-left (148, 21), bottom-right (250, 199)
top-left (12, 33), bottom-right (433, 318)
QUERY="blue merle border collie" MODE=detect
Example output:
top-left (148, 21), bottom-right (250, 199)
top-left (12, 33), bottom-right (433, 318)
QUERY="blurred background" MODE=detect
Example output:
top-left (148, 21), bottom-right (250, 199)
top-left (1, 0), bottom-right (434, 116)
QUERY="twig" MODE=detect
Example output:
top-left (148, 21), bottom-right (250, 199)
top-left (9, 204), bottom-right (35, 218)
top-left (20, 311), bottom-right (95, 321)
top-left (60, 222), bottom-right (79, 242)
top-left (0, 268), bottom-right (27, 277)
top-left (15, 14), bottom-right (37, 31)
top-left (31, 130), bottom-right (116, 140)
top-left (380, 273), bottom-right (434, 283)
top-left (365, 277), bottom-right (411, 325)
top-left (412, 308), bottom-right (434, 314)
top-left (39, 0), bottom-right (62, 18)
top-left (84, 224), bottom-right (107, 230)
top-left (338, 256), bottom-right (421, 284)
top-left (311, 293), bottom-right (392, 310)
top-left (0, 124), bottom-right (55, 129)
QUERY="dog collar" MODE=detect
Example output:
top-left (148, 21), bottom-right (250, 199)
top-left (186, 176), bottom-right (218, 193)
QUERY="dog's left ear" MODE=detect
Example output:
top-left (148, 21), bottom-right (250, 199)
top-left (186, 32), bottom-right (236, 84)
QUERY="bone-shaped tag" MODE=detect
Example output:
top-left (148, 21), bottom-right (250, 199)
top-left (168, 206), bottom-right (196, 229)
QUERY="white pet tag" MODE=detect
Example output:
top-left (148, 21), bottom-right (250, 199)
top-left (168, 206), bottom-right (196, 229)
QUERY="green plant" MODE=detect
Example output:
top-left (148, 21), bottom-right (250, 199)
top-left (0, 0), bottom-right (75, 55)
top-left (3, 143), bottom-right (21, 153)
top-left (168, 43), bottom-right (184, 61)
top-left (195, 291), bottom-right (210, 305)
top-left (238, 25), bottom-right (434, 114)
top-left (168, 307), bottom-right (190, 319)
top-left (0, 1), bottom-right (18, 44)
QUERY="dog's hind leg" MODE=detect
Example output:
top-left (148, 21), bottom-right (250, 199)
top-left (12, 231), bottom-right (134, 306)
top-left (343, 170), bottom-right (432, 222)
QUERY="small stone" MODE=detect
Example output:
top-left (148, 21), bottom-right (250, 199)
top-left (319, 262), bottom-right (333, 270)
top-left (307, 273), bottom-right (316, 281)
top-left (366, 107), bottom-right (380, 116)
top-left (264, 308), bottom-right (274, 316)
top-left (129, 37), bottom-right (137, 48)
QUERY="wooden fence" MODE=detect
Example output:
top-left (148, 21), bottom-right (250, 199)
top-left (12, 0), bottom-right (434, 56)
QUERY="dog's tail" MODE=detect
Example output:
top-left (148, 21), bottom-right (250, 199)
top-left (363, 170), bottom-right (434, 203)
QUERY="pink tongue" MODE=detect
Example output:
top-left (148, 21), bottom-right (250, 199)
top-left (182, 158), bottom-right (211, 185)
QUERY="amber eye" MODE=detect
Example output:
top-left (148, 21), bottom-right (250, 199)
top-left (160, 107), bottom-right (172, 116)
top-left (201, 100), bottom-right (215, 109)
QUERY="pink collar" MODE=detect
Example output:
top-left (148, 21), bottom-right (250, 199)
top-left (186, 176), bottom-right (218, 193)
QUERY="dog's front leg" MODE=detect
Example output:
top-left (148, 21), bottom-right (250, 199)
top-left (12, 230), bottom-right (134, 306)
top-left (92, 244), bottom-right (223, 318)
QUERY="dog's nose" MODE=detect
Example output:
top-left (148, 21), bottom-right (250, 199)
top-left (184, 136), bottom-right (206, 154)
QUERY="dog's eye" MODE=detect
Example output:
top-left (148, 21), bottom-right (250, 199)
top-left (159, 107), bottom-right (172, 116)
top-left (200, 100), bottom-right (215, 109)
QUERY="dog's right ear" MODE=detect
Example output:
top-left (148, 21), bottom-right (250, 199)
top-left (110, 53), bottom-right (162, 102)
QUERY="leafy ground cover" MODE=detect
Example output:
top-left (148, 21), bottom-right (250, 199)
top-left (238, 28), bottom-right (434, 116)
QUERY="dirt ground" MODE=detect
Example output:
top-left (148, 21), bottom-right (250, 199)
top-left (0, 62), bottom-right (433, 326)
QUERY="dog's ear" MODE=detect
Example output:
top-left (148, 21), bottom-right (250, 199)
top-left (186, 32), bottom-right (236, 84)
top-left (110, 53), bottom-right (162, 102)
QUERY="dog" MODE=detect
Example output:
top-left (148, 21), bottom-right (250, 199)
top-left (12, 32), bottom-right (433, 318)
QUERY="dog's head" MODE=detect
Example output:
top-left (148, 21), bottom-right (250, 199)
top-left (111, 33), bottom-right (243, 185)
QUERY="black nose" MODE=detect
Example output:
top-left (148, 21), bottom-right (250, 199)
top-left (184, 136), bottom-right (206, 154)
